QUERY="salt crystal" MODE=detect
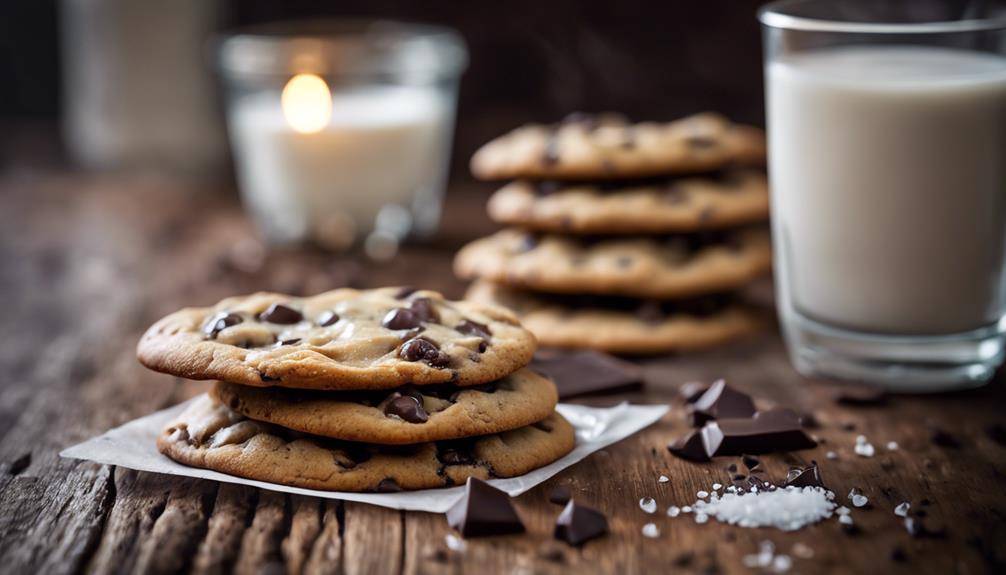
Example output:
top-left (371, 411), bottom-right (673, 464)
top-left (682, 506), bottom-right (692, 513)
top-left (667, 505), bottom-right (681, 517)
top-left (697, 490), bottom-right (710, 498)
top-left (642, 523), bottom-right (659, 538)
top-left (658, 475), bottom-right (670, 483)
top-left (695, 513), bottom-right (709, 524)
top-left (758, 541), bottom-right (775, 566)
top-left (856, 435), bottom-right (867, 444)
top-left (668, 486), bottom-right (835, 531)
top-left (854, 441), bottom-right (875, 457)
top-left (712, 483), bottom-right (723, 490)
top-left (852, 494), bottom-right (869, 508)
top-left (772, 554), bottom-right (794, 573)
top-left (887, 441), bottom-right (899, 451)
top-left (894, 502), bottom-right (911, 517)
top-left (836, 506), bottom-right (850, 515)
top-left (639, 497), bottom-right (657, 514)
top-left (445, 533), bottom-right (466, 552)
top-left (826, 451), bottom-right (838, 460)
top-left (839, 514), bottom-right (854, 525)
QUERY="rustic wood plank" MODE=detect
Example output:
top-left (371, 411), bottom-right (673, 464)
top-left (134, 478), bottom-right (217, 574)
top-left (303, 500), bottom-right (343, 575)
top-left (342, 503), bottom-right (403, 575)
top-left (282, 495), bottom-right (323, 575)
top-left (192, 484), bottom-right (258, 575)
top-left (235, 491), bottom-right (289, 575)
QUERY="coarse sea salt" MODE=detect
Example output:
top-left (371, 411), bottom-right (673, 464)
top-left (667, 505), bottom-right (681, 517)
top-left (658, 475), bottom-right (670, 483)
top-left (642, 523), bottom-right (659, 538)
top-left (639, 497), bottom-right (657, 514)
top-left (894, 502), bottom-right (911, 517)
top-left (674, 486), bottom-right (836, 531)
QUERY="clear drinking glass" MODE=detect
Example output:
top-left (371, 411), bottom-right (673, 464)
top-left (759, 0), bottom-right (1006, 391)
top-left (217, 21), bottom-right (467, 255)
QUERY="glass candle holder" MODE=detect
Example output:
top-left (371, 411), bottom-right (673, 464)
top-left (218, 20), bottom-right (468, 255)
top-left (760, 0), bottom-right (1006, 391)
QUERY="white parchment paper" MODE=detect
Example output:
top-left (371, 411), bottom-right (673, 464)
top-left (60, 396), bottom-right (668, 513)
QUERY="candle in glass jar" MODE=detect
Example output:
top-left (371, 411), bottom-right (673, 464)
top-left (227, 74), bottom-right (454, 247)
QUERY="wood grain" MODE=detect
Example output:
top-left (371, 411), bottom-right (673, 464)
top-left (0, 171), bottom-right (1004, 574)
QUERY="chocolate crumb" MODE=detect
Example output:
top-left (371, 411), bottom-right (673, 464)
top-left (548, 485), bottom-right (572, 505)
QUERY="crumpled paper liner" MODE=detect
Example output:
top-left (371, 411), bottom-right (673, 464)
top-left (61, 396), bottom-right (667, 513)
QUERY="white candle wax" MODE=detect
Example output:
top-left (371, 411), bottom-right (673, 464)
top-left (228, 85), bottom-right (453, 245)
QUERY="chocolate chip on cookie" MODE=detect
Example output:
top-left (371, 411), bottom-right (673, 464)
top-left (455, 319), bottom-right (492, 340)
top-left (383, 393), bottom-right (429, 424)
top-left (259, 303), bottom-right (302, 324)
top-left (400, 337), bottom-right (451, 368)
top-left (203, 312), bottom-right (242, 338)
top-left (278, 337), bottom-right (301, 346)
top-left (409, 297), bottom-right (440, 323)
top-left (316, 310), bottom-right (340, 327)
top-left (383, 308), bottom-right (422, 330)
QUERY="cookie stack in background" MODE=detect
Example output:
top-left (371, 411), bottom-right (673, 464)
top-left (137, 287), bottom-right (575, 492)
top-left (455, 112), bottom-right (772, 354)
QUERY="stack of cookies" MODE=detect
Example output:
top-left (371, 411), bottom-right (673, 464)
top-left (455, 112), bottom-right (772, 354)
top-left (137, 287), bottom-right (575, 492)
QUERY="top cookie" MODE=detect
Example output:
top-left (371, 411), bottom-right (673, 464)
top-left (487, 170), bottom-right (769, 234)
top-left (137, 287), bottom-right (537, 390)
top-left (471, 112), bottom-right (766, 181)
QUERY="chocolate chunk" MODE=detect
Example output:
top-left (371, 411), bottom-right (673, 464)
top-left (278, 338), bottom-right (301, 346)
top-left (446, 477), bottom-right (525, 538)
top-left (399, 337), bottom-right (451, 368)
top-left (317, 310), bottom-right (340, 327)
top-left (409, 297), bottom-right (440, 323)
top-left (742, 454), bottom-right (760, 471)
top-left (548, 485), bottom-right (572, 505)
top-left (529, 350), bottom-right (642, 399)
top-left (258, 303), bottom-right (303, 324)
top-left (437, 445), bottom-right (474, 466)
top-left (376, 478), bottom-right (402, 493)
top-left (554, 500), bottom-right (608, 546)
top-left (455, 320), bottom-right (492, 340)
top-left (383, 394), bottom-right (429, 424)
top-left (383, 308), bottom-right (422, 330)
top-left (784, 464), bottom-right (826, 489)
top-left (688, 380), bottom-right (757, 427)
top-left (679, 382), bottom-right (711, 404)
top-left (667, 429), bottom-right (711, 462)
top-left (930, 427), bottom-right (961, 449)
top-left (799, 412), bottom-right (820, 429)
top-left (833, 384), bottom-right (888, 406)
top-left (395, 286), bottom-right (419, 298)
top-left (705, 409), bottom-right (817, 456)
top-left (726, 463), bottom-right (738, 473)
top-left (203, 312), bottom-right (243, 338)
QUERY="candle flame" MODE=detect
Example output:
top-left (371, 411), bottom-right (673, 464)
top-left (281, 73), bottom-right (332, 134)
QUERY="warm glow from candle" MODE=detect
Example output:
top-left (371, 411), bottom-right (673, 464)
top-left (281, 74), bottom-right (332, 134)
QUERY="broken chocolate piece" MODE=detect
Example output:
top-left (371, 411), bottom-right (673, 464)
top-left (688, 380), bottom-right (757, 427)
top-left (667, 430), bottom-right (711, 462)
top-left (383, 308), bottom-right (422, 330)
top-left (742, 454), bottom-right (760, 471)
top-left (376, 478), bottom-right (402, 493)
top-left (383, 394), bottom-right (429, 424)
top-left (548, 485), bottom-right (572, 505)
top-left (316, 310), bottom-right (340, 327)
top-left (446, 477), bottom-right (525, 538)
top-left (554, 500), bottom-right (608, 546)
top-left (399, 337), bottom-right (450, 368)
top-left (705, 409), bottom-right (817, 456)
top-left (529, 349), bottom-right (642, 398)
top-left (258, 303), bottom-right (303, 324)
top-left (679, 382), bottom-right (710, 404)
top-left (203, 312), bottom-right (243, 338)
top-left (784, 464), bottom-right (826, 489)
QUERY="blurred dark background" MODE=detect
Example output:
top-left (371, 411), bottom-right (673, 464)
top-left (0, 0), bottom-right (767, 175)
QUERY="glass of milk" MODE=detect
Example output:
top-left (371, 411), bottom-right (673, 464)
top-left (218, 21), bottom-right (467, 256)
top-left (760, 0), bottom-right (1006, 391)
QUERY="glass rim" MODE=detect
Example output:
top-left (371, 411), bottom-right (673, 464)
top-left (759, 0), bottom-right (1006, 34)
top-left (217, 18), bottom-right (468, 80)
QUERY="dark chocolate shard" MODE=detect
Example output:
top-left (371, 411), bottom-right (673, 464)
top-left (688, 380), bottom-right (757, 427)
top-left (554, 500), bottom-right (608, 546)
top-left (258, 303), bottom-right (303, 324)
top-left (203, 312), bottom-right (243, 338)
top-left (529, 349), bottom-right (642, 399)
top-left (679, 382), bottom-right (711, 404)
top-left (548, 485), bottom-right (572, 505)
top-left (704, 408), bottom-right (817, 456)
top-left (667, 429), bottom-right (711, 462)
top-left (446, 478), bottom-right (525, 538)
top-left (316, 310), bottom-right (340, 327)
top-left (375, 478), bottom-right (402, 492)
top-left (742, 454), bottom-right (760, 471)
top-left (784, 463), bottom-right (826, 489)
top-left (383, 394), bottom-right (429, 424)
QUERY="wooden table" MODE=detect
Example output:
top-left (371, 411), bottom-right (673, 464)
top-left (1, 170), bottom-right (1004, 574)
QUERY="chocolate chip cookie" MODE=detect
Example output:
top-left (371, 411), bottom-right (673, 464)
top-left (487, 170), bottom-right (768, 234)
top-left (157, 394), bottom-right (575, 492)
top-left (211, 367), bottom-right (558, 445)
top-left (454, 228), bottom-right (772, 299)
top-left (471, 112), bottom-right (766, 181)
top-left (138, 287), bottom-right (536, 390)
top-left (467, 281), bottom-right (762, 354)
